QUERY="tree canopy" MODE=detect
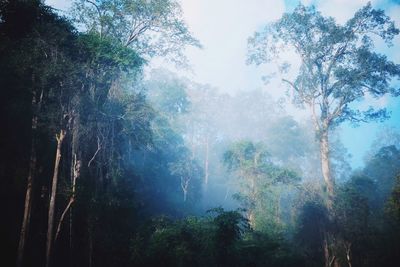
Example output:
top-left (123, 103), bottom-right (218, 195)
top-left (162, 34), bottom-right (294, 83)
top-left (1, 1), bottom-right (400, 267)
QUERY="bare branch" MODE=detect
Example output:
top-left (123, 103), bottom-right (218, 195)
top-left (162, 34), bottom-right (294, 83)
top-left (54, 198), bottom-right (74, 242)
top-left (88, 135), bottom-right (101, 167)
top-left (282, 78), bottom-right (300, 93)
top-left (85, 0), bottom-right (103, 38)
top-left (54, 154), bottom-right (80, 242)
top-left (327, 96), bottom-right (347, 123)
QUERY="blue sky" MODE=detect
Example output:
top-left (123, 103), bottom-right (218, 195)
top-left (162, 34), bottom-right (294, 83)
top-left (284, 0), bottom-right (400, 168)
top-left (47, 0), bottom-right (400, 168)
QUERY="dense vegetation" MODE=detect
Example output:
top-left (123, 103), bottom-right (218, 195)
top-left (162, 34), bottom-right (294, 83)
top-left (1, 1), bottom-right (400, 267)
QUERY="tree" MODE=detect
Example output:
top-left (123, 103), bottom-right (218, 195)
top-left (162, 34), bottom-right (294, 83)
top-left (367, 126), bottom-right (400, 159)
top-left (334, 176), bottom-right (377, 267)
top-left (382, 174), bottom-right (400, 267)
top-left (223, 141), bottom-right (299, 227)
top-left (248, 3), bottom-right (400, 204)
top-left (145, 69), bottom-right (191, 122)
top-left (169, 157), bottom-right (202, 203)
top-left (295, 199), bottom-right (329, 267)
top-left (46, 129), bottom-right (66, 267)
top-left (70, 0), bottom-right (200, 64)
top-left (363, 145), bottom-right (400, 208)
top-left (0, 2), bottom-right (83, 265)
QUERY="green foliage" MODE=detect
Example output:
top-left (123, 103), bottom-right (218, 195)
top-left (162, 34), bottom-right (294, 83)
top-left (293, 192), bottom-right (328, 267)
top-left (386, 174), bottom-right (400, 223)
top-left (223, 141), bottom-right (300, 232)
top-left (266, 116), bottom-right (310, 160)
top-left (71, 0), bottom-right (201, 64)
top-left (363, 145), bottom-right (400, 207)
top-left (224, 141), bottom-right (269, 172)
top-left (145, 69), bottom-right (191, 118)
top-left (2, 2), bottom-right (400, 267)
top-left (248, 2), bottom-right (400, 127)
top-left (78, 33), bottom-right (144, 72)
top-left (130, 209), bottom-right (301, 267)
top-left (334, 176), bottom-right (375, 241)
top-left (328, 146), bottom-right (400, 266)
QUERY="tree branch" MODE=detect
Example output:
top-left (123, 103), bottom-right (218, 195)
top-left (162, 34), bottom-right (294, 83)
top-left (54, 154), bottom-right (80, 242)
top-left (282, 78), bottom-right (300, 93)
top-left (85, 0), bottom-right (103, 38)
top-left (327, 95), bottom-right (347, 123)
top-left (88, 135), bottom-right (101, 167)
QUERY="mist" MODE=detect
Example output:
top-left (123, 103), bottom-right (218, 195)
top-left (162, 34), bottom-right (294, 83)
top-left (1, 1), bottom-right (400, 267)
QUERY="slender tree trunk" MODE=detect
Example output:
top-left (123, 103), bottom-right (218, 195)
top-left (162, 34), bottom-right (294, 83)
top-left (16, 116), bottom-right (37, 267)
top-left (69, 113), bottom-right (79, 252)
top-left (183, 189), bottom-right (187, 202)
top-left (248, 210), bottom-right (255, 228)
top-left (46, 129), bottom-right (66, 267)
top-left (322, 229), bottom-right (339, 267)
top-left (345, 242), bottom-right (352, 267)
top-left (204, 135), bottom-right (209, 186)
top-left (276, 192), bottom-right (281, 225)
top-left (88, 226), bottom-right (93, 267)
top-left (181, 176), bottom-right (190, 202)
top-left (323, 232), bottom-right (337, 267)
top-left (182, 180), bottom-right (188, 202)
top-left (54, 194), bottom-right (74, 242)
top-left (54, 153), bottom-right (80, 243)
top-left (248, 175), bottom-right (256, 227)
top-left (17, 88), bottom-right (42, 267)
top-left (324, 233), bottom-right (330, 267)
top-left (224, 187), bottom-right (230, 201)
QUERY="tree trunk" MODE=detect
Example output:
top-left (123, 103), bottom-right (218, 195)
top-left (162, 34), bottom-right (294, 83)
top-left (319, 127), bottom-right (337, 267)
top-left (345, 242), bottom-right (352, 267)
top-left (183, 189), bottom-right (187, 202)
top-left (204, 135), bottom-right (209, 186)
top-left (69, 113), bottom-right (79, 252)
top-left (248, 175), bottom-right (256, 228)
top-left (322, 230), bottom-right (339, 267)
top-left (324, 232), bottom-right (337, 267)
top-left (16, 116), bottom-right (37, 267)
top-left (320, 127), bottom-right (334, 207)
top-left (182, 182), bottom-right (188, 202)
top-left (276, 192), bottom-right (281, 225)
top-left (248, 210), bottom-right (255, 228)
top-left (181, 176), bottom-right (190, 202)
top-left (88, 227), bottom-right (93, 267)
top-left (323, 233), bottom-right (330, 267)
top-left (17, 88), bottom-right (42, 267)
top-left (54, 153), bottom-right (80, 243)
top-left (45, 129), bottom-right (66, 267)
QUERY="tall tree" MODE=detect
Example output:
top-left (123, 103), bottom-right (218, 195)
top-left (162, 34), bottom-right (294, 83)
top-left (70, 0), bottom-right (200, 64)
top-left (169, 157), bottom-right (201, 203)
top-left (223, 141), bottom-right (299, 227)
top-left (46, 129), bottom-right (66, 267)
top-left (248, 3), bottom-right (400, 205)
top-left (0, 1), bottom-right (81, 265)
